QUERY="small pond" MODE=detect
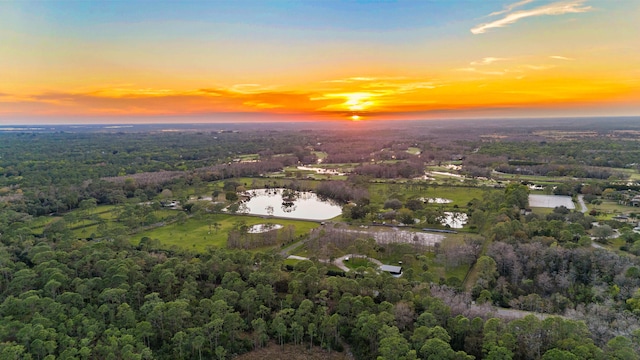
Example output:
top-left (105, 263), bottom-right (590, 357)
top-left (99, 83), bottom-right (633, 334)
top-left (297, 166), bottom-right (346, 176)
top-left (234, 188), bottom-right (342, 220)
top-left (247, 224), bottom-right (283, 233)
top-left (528, 195), bottom-right (575, 209)
top-left (441, 212), bottom-right (468, 228)
top-left (420, 197), bottom-right (453, 204)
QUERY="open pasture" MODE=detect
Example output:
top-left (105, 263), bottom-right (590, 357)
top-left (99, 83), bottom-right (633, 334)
top-left (368, 183), bottom-right (495, 208)
top-left (135, 213), bottom-right (319, 251)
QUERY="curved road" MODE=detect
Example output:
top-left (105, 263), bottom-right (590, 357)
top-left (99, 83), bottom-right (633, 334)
top-left (334, 254), bottom-right (383, 272)
top-left (287, 253), bottom-right (383, 272)
top-left (577, 194), bottom-right (588, 213)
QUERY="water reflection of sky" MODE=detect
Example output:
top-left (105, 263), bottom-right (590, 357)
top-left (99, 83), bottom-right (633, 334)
top-left (240, 189), bottom-right (342, 220)
top-left (442, 212), bottom-right (468, 228)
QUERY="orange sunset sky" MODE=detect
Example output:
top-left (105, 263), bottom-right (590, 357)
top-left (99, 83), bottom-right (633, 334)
top-left (1, 0), bottom-right (639, 123)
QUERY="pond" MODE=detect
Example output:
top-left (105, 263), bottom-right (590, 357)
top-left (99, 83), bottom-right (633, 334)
top-left (297, 166), bottom-right (346, 176)
top-left (528, 195), bottom-right (575, 209)
top-left (233, 188), bottom-right (343, 220)
top-left (420, 197), bottom-right (453, 204)
top-left (247, 224), bottom-right (283, 233)
top-left (441, 212), bottom-right (468, 228)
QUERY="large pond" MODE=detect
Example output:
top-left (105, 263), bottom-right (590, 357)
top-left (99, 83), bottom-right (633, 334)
top-left (233, 188), bottom-right (342, 220)
top-left (441, 212), bottom-right (468, 228)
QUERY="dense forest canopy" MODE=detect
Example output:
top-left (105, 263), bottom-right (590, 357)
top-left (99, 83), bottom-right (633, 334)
top-left (1, 119), bottom-right (640, 359)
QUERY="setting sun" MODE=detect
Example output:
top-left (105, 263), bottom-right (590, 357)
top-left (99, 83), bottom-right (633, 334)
top-left (350, 115), bottom-right (361, 121)
top-left (344, 93), bottom-right (375, 112)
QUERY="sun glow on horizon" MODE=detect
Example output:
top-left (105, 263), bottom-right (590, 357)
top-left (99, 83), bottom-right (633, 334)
top-left (1, 1), bottom-right (639, 123)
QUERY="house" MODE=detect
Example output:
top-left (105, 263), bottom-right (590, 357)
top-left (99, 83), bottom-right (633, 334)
top-left (379, 264), bottom-right (403, 277)
top-left (631, 195), bottom-right (640, 207)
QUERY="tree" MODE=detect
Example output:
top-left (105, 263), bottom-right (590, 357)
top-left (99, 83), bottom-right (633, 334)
top-left (214, 346), bottom-right (226, 360)
top-left (308, 323), bottom-right (317, 350)
top-left (592, 225), bottom-right (614, 243)
top-left (160, 189), bottom-right (173, 199)
top-left (225, 191), bottom-right (238, 201)
top-left (79, 198), bottom-right (98, 225)
top-left (420, 338), bottom-right (458, 360)
top-left (272, 317), bottom-right (288, 348)
top-left (504, 183), bottom-right (529, 209)
top-left (377, 325), bottom-right (414, 360)
top-left (384, 198), bottom-right (403, 210)
top-left (542, 348), bottom-right (578, 360)
top-left (486, 346), bottom-right (513, 360)
top-left (476, 256), bottom-right (498, 290)
top-left (251, 318), bottom-right (268, 349)
top-left (398, 208), bottom-right (415, 225)
top-left (605, 336), bottom-right (639, 360)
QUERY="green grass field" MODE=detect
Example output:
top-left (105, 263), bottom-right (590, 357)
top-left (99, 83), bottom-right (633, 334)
top-left (368, 183), bottom-right (495, 208)
top-left (591, 199), bottom-right (636, 219)
top-left (613, 167), bottom-right (640, 181)
top-left (343, 257), bottom-right (377, 270)
top-left (238, 154), bottom-right (260, 161)
top-left (313, 151), bottom-right (328, 160)
top-left (135, 213), bottom-right (320, 251)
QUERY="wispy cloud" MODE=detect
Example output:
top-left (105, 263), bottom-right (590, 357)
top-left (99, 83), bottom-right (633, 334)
top-left (549, 55), bottom-right (575, 60)
top-left (0, 87), bottom-right (334, 116)
top-left (456, 67), bottom-right (507, 76)
top-left (470, 57), bottom-right (510, 66)
top-left (488, 0), bottom-right (535, 17)
top-left (471, 0), bottom-right (592, 35)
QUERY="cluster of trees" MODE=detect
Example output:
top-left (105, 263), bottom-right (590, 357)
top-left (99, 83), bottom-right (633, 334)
top-left (315, 181), bottom-right (369, 204)
top-left (475, 139), bottom-right (640, 170)
top-left (494, 164), bottom-right (620, 180)
top-left (1, 223), bottom-right (637, 359)
top-left (353, 160), bottom-right (424, 179)
top-left (3, 123), bottom-right (640, 359)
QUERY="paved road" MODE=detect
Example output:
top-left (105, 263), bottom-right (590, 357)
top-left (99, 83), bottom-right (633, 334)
top-left (287, 253), bottom-right (384, 272)
top-left (334, 254), bottom-right (383, 272)
top-left (279, 238), bottom-right (309, 258)
top-left (287, 255), bottom-right (310, 261)
top-left (577, 195), bottom-right (588, 213)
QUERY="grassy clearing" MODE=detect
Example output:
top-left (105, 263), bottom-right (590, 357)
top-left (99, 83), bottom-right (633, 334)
top-left (283, 258), bottom-right (301, 267)
top-left (343, 257), bottom-right (376, 270)
top-left (313, 151), bottom-right (328, 160)
top-left (29, 215), bottom-right (61, 234)
top-left (135, 214), bottom-right (319, 251)
top-left (406, 147), bottom-right (421, 155)
top-left (612, 167), bottom-right (640, 181)
top-left (491, 172), bottom-right (575, 184)
top-left (368, 183), bottom-right (495, 208)
top-left (592, 200), bottom-right (636, 219)
top-left (530, 207), bottom-right (554, 216)
top-left (31, 204), bottom-right (121, 235)
top-left (238, 154), bottom-right (260, 161)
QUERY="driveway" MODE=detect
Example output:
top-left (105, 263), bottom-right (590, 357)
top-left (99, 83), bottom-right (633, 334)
top-left (334, 254), bottom-right (383, 272)
top-left (577, 194), bottom-right (588, 213)
top-left (287, 253), bottom-right (383, 272)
